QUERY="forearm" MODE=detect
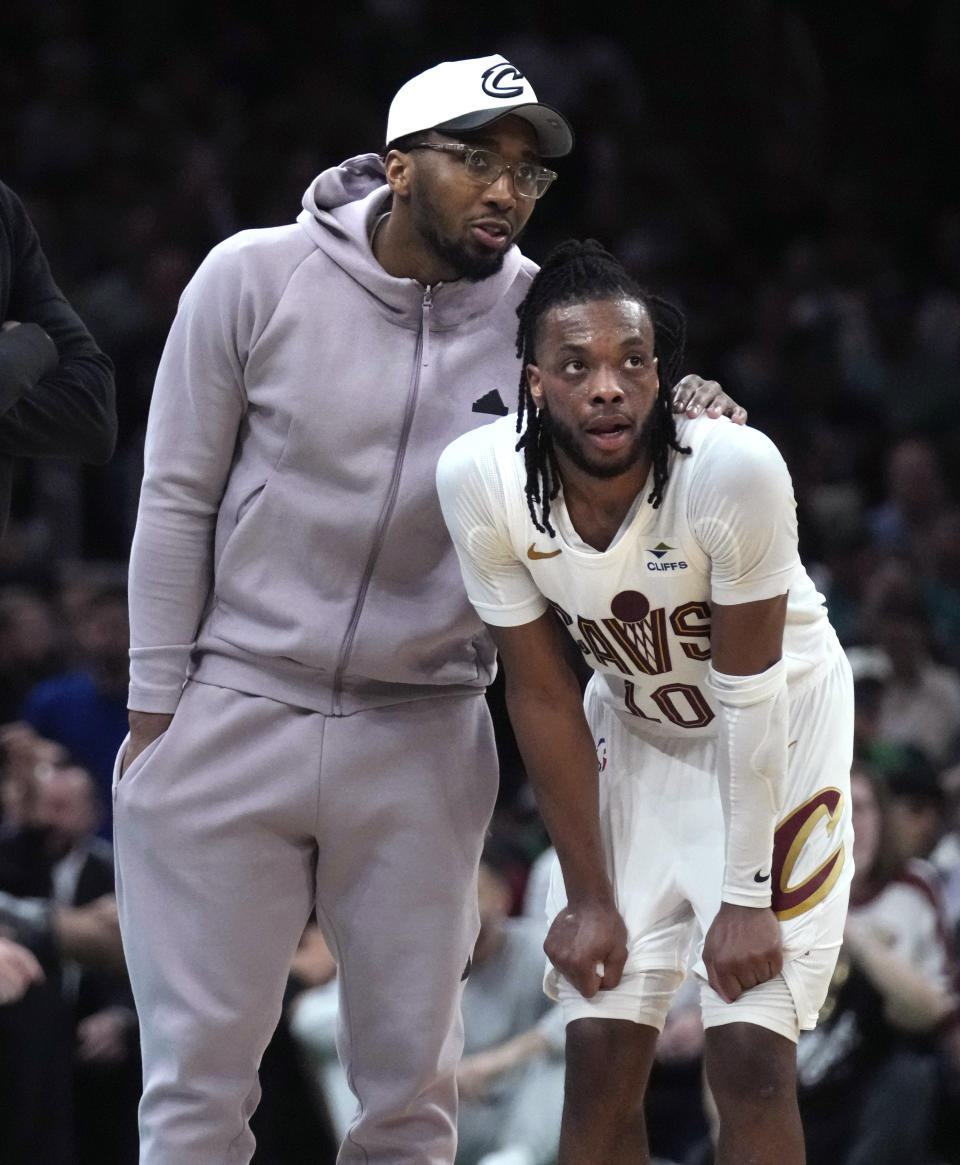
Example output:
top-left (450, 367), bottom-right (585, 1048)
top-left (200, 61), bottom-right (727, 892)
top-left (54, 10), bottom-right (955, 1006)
top-left (0, 890), bottom-right (53, 958)
top-left (127, 253), bottom-right (248, 710)
top-left (0, 344), bottom-right (116, 462)
top-left (708, 653), bottom-right (788, 906)
top-left (846, 924), bottom-right (953, 1032)
top-left (505, 676), bottom-right (612, 906)
top-left (127, 498), bottom-right (216, 712)
top-left (0, 190), bottom-right (116, 458)
top-left (52, 903), bottom-right (125, 972)
top-left (0, 322), bottom-right (58, 416)
top-left (465, 1027), bottom-right (554, 1080)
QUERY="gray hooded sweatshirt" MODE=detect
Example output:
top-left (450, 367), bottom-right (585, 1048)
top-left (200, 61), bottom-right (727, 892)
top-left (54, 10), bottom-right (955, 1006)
top-left (128, 155), bottom-right (537, 717)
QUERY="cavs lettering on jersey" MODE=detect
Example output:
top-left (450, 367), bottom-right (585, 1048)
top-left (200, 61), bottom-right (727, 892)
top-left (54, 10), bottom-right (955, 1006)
top-left (436, 412), bottom-right (839, 743)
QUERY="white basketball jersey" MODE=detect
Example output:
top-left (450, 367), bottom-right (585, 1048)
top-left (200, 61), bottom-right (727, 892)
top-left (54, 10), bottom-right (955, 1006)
top-left (437, 413), bottom-right (839, 743)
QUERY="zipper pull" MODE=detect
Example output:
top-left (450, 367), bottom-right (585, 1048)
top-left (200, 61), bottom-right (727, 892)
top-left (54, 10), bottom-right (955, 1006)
top-left (421, 286), bottom-right (433, 367)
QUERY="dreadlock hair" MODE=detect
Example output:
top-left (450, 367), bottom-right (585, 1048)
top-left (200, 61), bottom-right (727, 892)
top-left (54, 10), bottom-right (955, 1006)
top-left (515, 238), bottom-right (690, 536)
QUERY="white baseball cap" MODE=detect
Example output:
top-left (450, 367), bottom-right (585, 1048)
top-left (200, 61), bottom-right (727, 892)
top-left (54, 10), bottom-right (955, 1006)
top-left (386, 54), bottom-right (574, 158)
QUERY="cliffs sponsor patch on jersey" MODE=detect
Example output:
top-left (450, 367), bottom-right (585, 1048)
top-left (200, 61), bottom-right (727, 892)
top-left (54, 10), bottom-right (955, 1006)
top-left (645, 541), bottom-right (688, 571)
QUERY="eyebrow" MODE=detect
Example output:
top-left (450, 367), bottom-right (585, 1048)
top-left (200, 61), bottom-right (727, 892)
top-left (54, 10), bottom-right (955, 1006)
top-left (458, 134), bottom-right (541, 162)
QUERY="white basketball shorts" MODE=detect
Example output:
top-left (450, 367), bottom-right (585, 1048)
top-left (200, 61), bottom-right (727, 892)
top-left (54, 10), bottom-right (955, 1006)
top-left (545, 649), bottom-right (854, 1042)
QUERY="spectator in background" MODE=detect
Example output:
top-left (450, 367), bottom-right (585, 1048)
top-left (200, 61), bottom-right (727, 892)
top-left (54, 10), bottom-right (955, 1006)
top-left (644, 975), bottom-right (712, 1165)
top-left (924, 508), bottom-right (960, 671)
top-left (797, 762), bottom-right (957, 1165)
top-left (883, 745), bottom-right (950, 864)
top-left (864, 585), bottom-right (960, 767)
top-left (0, 179), bottom-right (116, 540)
top-left (0, 728), bottom-right (126, 1165)
top-left (0, 585), bottom-right (63, 721)
top-left (845, 646), bottom-right (896, 767)
top-left (868, 437), bottom-right (950, 568)
top-left (20, 583), bottom-right (130, 837)
top-left (0, 932), bottom-right (43, 1003)
top-left (931, 762), bottom-right (960, 942)
top-left (454, 841), bottom-right (565, 1165)
top-left (32, 762), bottom-right (140, 1165)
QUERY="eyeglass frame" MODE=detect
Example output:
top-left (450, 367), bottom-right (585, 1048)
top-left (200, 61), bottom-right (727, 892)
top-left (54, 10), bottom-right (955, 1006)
top-left (404, 141), bottom-right (558, 200)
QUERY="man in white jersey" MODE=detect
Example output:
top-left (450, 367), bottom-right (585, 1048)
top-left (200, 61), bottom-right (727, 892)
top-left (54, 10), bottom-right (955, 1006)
top-left (437, 239), bottom-right (854, 1165)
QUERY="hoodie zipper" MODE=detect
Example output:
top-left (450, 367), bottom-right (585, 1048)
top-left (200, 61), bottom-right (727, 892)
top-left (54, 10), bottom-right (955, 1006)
top-left (331, 285), bottom-right (434, 714)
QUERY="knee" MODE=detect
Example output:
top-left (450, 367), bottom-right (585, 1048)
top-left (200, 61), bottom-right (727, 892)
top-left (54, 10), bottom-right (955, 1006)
top-left (565, 1018), bottom-right (655, 1118)
top-left (566, 1017), bottom-right (633, 1076)
top-left (705, 1024), bottom-right (797, 1114)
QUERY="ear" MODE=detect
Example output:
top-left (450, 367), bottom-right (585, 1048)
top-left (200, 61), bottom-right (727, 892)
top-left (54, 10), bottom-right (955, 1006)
top-left (384, 149), bottom-right (414, 198)
top-left (525, 362), bottom-right (544, 409)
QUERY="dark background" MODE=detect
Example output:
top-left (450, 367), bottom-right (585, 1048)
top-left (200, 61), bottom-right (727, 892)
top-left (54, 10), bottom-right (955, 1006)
top-left (1, 0), bottom-right (958, 574)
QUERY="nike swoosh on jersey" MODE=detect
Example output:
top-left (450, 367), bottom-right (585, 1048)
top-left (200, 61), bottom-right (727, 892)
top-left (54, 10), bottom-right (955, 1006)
top-left (754, 870), bottom-right (771, 883)
top-left (526, 543), bottom-right (562, 560)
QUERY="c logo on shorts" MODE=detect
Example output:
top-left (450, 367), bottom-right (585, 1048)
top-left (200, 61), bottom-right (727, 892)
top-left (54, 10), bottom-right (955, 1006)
top-left (771, 787), bottom-right (846, 920)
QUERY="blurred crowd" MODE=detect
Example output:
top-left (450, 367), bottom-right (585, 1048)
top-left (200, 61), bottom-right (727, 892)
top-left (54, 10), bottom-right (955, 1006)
top-left (2, 0), bottom-right (960, 1162)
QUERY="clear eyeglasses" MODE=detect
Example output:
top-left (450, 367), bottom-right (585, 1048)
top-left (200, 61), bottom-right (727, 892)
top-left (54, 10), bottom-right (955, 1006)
top-left (408, 142), bottom-right (558, 199)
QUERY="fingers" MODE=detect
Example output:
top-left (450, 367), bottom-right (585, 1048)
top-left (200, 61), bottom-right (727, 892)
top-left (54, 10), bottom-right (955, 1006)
top-left (544, 904), bottom-right (628, 998)
top-left (600, 940), bottom-right (628, 990)
top-left (706, 953), bottom-right (782, 1005)
top-left (562, 957), bottom-right (602, 999)
top-left (120, 740), bottom-right (142, 777)
top-left (708, 402), bottom-right (748, 425)
top-left (672, 375), bottom-right (709, 416)
top-left (0, 940), bottom-right (44, 1004)
top-left (672, 374), bottom-right (722, 418)
top-left (671, 375), bottom-right (749, 424)
top-left (543, 938), bottom-right (601, 997)
top-left (705, 953), bottom-right (738, 1004)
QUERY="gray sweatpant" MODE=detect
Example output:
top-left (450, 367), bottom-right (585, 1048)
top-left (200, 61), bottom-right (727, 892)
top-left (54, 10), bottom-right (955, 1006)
top-left (114, 679), bottom-right (499, 1164)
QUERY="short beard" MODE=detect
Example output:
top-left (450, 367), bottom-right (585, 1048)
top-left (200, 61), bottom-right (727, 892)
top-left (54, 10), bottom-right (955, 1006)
top-left (541, 404), bottom-right (658, 480)
top-left (410, 183), bottom-right (513, 283)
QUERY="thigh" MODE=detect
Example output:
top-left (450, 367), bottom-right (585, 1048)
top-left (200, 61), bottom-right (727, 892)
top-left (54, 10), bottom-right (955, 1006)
top-left (689, 655), bottom-right (854, 1012)
top-left (312, 694), bottom-right (500, 1158)
top-left (776, 653), bottom-right (855, 953)
top-left (314, 693), bottom-right (499, 979)
top-left (114, 681), bottom-right (321, 1058)
top-left (700, 969), bottom-right (803, 1044)
top-left (547, 689), bottom-right (718, 987)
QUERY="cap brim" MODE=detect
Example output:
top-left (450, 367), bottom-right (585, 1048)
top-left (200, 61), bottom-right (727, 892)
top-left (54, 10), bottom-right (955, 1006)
top-left (435, 102), bottom-right (574, 158)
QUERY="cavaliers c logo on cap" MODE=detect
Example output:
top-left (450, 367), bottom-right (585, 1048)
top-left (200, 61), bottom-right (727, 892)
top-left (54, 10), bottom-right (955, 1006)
top-left (481, 63), bottom-right (526, 99)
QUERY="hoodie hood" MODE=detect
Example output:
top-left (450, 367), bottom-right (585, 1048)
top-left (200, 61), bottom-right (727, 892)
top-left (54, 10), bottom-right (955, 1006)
top-left (296, 153), bottom-right (526, 330)
top-left (301, 152), bottom-right (388, 219)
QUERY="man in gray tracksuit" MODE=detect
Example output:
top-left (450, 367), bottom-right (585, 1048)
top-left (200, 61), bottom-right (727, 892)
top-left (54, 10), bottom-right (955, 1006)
top-left (115, 54), bottom-right (735, 1165)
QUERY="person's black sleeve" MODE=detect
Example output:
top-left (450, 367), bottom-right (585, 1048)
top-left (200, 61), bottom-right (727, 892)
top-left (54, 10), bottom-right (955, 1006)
top-left (0, 182), bottom-right (116, 462)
